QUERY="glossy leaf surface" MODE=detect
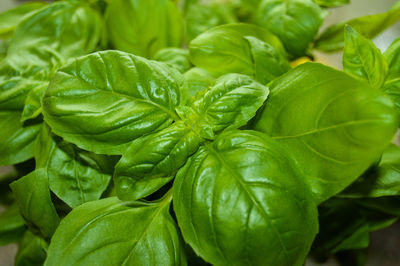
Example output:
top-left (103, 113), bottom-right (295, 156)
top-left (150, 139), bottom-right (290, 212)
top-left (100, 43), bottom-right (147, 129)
top-left (174, 130), bottom-right (318, 266)
top-left (42, 51), bottom-right (184, 155)
top-left (254, 63), bottom-right (398, 203)
top-left (45, 195), bottom-right (186, 266)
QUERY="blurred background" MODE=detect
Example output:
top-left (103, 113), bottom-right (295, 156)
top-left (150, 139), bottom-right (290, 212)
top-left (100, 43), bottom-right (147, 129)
top-left (0, 0), bottom-right (399, 265)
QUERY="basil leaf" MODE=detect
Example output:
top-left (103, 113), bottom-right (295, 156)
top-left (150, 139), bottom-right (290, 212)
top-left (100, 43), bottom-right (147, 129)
top-left (185, 2), bottom-right (236, 42)
top-left (35, 124), bottom-right (114, 208)
top-left (173, 130), bottom-right (318, 266)
top-left (6, 1), bottom-right (102, 71)
top-left (245, 36), bottom-right (291, 84)
top-left (10, 169), bottom-right (60, 238)
top-left (42, 51), bottom-right (184, 155)
top-left (0, 2), bottom-right (46, 39)
top-left (105, 0), bottom-right (183, 58)
top-left (341, 145), bottom-right (400, 198)
top-left (313, 0), bottom-right (349, 8)
top-left (183, 67), bottom-right (216, 98)
top-left (153, 48), bottom-right (192, 73)
top-left (0, 204), bottom-right (25, 246)
top-left (115, 121), bottom-right (203, 201)
top-left (315, 4), bottom-right (400, 52)
top-left (256, 0), bottom-right (327, 58)
top-left (343, 26), bottom-right (388, 89)
top-left (0, 111), bottom-right (41, 166)
top-left (191, 73), bottom-right (269, 133)
top-left (45, 195), bottom-right (186, 266)
top-left (254, 63), bottom-right (398, 203)
top-left (189, 23), bottom-right (286, 78)
top-left (21, 82), bottom-right (48, 122)
top-left (383, 37), bottom-right (400, 113)
top-left (15, 231), bottom-right (48, 266)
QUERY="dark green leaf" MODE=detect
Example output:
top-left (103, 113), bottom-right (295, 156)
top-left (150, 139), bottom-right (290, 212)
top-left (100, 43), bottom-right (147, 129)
top-left (0, 204), bottom-right (25, 246)
top-left (254, 63), bottom-right (398, 203)
top-left (0, 111), bottom-right (41, 166)
top-left (45, 195), bottom-right (186, 266)
top-left (173, 130), bottom-right (318, 266)
top-left (343, 26), bottom-right (388, 89)
top-left (313, 0), bottom-right (350, 8)
top-left (35, 124), bottom-right (114, 208)
top-left (42, 51), bottom-right (184, 155)
top-left (10, 169), bottom-right (60, 238)
top-left (256, 0), bottom-right (327, 57)
top-left (105, 0), bottom-right (183, 58)
top-left (315, 3), bottom-right (400, 52)
top-left (15, 230), bottom-right (47, 266)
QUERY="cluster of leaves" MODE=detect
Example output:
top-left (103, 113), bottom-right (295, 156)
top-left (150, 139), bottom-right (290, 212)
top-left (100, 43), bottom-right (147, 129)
top-left (0, 0), bottom-right (400, 265)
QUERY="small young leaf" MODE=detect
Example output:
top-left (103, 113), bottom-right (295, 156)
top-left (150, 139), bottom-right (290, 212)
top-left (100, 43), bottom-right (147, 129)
top-left (10, 169), bottom-right (60, 238)
top-left (343, 26), bottom-right (388, 89)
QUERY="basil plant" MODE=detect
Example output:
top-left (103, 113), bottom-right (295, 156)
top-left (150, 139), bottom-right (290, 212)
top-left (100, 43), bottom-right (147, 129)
top-left (1, 0), bottom-right (400, 265)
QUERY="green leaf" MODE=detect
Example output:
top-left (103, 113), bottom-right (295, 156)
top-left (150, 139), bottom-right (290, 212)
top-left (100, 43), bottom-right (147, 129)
top-left (0, 204), bottom-right (25, 246)
top-left (185, 2), bottom-right (236, 43)
top-left (105, 0), bottom-right (183, 58)
top-left (256, 0), bottom-right (328, 58)
top-left (191, 73), bottom-right (269, 133)
top-left (35, 124), bottom-right (114, 208)
top-left (0, 2), bottom-right (47, 39)
top-left (183, 67), bottom-right (216, 98)
top-left (15, 231), bottom-right (47, 266)
top-left (245, 36), bottom-right (291, 84)
top-left (153, 48), bottom-right (192, 73)
top-left (315, 3), bottom-right (400, 52)
top-left (115, 121), bottom-right (203, 201)
top-left (45, 195), bottom-right (187, 266)
top-left (383, 37), bottom-right (400, 114)
top-left (21, 81), bottom-right (48, 122)
top-left (343, 26), bottom-right (388, 89)
top-left (0, 111), bottom-right (41, 166)
top-left (173, 130), bottom-right (318, 266)
top-left (313, 0), bottom-right (350, 8)
top-left (189, 23), bottom-right (286, 78)
top-left (42, 51), bottom-right (184, 155)
top-left (341, 144), bottom-right (400, 198)
top-left (10, 169), bottom-right (60, 238)
top-left (6, 1), bottom-right (102, 71)
top-left (254, 63), bottom-right (398, 203)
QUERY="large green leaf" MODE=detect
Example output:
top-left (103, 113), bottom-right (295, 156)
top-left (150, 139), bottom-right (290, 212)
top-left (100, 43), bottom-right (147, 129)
top-left (173, 130), bottom-right (318, 266)
top-left (0, 111), bottom-right (41, 166)
top-left (341, 144), bottom-right (400, 198)
top-left (105, 0), bottom-right (183, 58)
top-left (15, 231), bottom-right (47, 266)
top-left (343, 26), bottom-right (388, 89)
top-left (315, 3), bottom-right (400, 52)
top-left (0, 204), bottom-right (25, 246)
top-left (45, 195), bottom-right (187, 266)
top-left (0, 2), bottom-right (46, 39)
top-left (6, 1), bottom-right (101, 71)
top-left (42, 51), bottom-right (184, 155)
top-left (256, 0), bottom-right (327, 58)
top-left (189, 23), bottom-right (286, 79)
top-left (10, 169), bottom-right (60, 238)
top-left (35, 124), bottom-right (115, 208)
top-left (115, 121), bottom-right (203, 201)
top-left (254, 63), bottom-right (398, 203)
